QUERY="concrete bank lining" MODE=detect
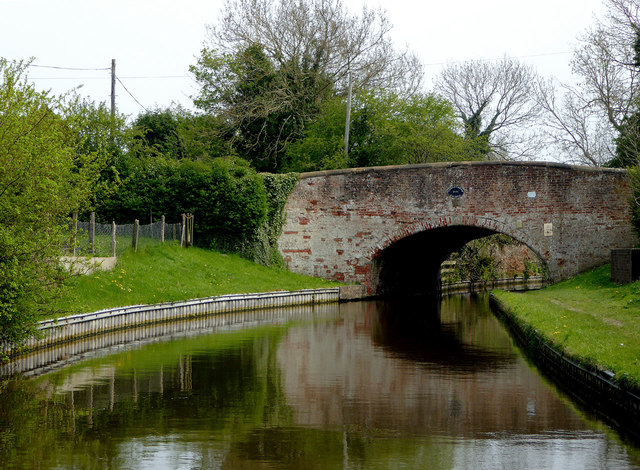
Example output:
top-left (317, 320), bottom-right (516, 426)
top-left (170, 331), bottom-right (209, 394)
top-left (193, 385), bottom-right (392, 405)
top-left (1, 300), bottom-right (345, 378)
top-left (4, 286), bottom-right (366, 357)
top-left (441, 276), bottom-right (545, 295)
top-left (490, 294), bottom-right (640, 438)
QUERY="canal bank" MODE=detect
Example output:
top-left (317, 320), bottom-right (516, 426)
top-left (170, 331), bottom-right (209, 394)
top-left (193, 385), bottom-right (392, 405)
top-left (8, 258), bottom-right (640, 441)
top-left (490, 284), bottom-right (640, 440)
top-left (2, 285), bottom-right (367, 361)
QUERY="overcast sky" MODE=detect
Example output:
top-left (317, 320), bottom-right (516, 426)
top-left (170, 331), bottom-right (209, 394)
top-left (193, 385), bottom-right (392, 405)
top-left (1, 0), bottom-right (606, 118)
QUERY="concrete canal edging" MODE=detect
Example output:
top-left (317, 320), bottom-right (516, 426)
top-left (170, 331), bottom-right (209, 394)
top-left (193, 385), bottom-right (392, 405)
top-left (441, 276), bottom-right (545, 295)
top-left (490, 294), bottom-right (640, 438)
top-left (3, 286), bottom-right (367, 358)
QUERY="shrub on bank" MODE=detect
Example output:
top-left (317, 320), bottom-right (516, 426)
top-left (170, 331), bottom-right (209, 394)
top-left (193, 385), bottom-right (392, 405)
top-left (93, 157), bottom-right (298, 265)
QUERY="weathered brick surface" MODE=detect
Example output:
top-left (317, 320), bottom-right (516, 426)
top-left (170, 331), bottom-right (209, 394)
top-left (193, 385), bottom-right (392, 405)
top-left (278, 162), bottom-right (637, 294)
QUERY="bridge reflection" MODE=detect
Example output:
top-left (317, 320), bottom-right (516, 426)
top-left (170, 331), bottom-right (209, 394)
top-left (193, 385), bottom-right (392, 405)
top-left (277, 297), bottom-right (591, 437)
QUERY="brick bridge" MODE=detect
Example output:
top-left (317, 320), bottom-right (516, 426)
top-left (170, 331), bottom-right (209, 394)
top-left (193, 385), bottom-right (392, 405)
top-left (278, 161), bottom-right (637, 295)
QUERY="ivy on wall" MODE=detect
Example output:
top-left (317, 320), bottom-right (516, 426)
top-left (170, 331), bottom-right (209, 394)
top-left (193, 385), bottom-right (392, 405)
top-left (238, 172), bottom-right (299, 266)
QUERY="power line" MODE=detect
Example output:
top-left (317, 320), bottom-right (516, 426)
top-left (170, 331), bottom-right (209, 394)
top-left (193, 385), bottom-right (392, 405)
top-left (115, 75), bottom-right (147, 112)
top-left (118, 75), bottom-right (189, 79)
top-left (29, 75), bottom-right (189, 80)
top-left (29, 76), bottom-right (112, 80)
top-left (29, 63), bottom-right (110, 71)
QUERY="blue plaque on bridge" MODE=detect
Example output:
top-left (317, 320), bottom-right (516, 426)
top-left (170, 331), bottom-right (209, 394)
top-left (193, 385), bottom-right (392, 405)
top-left (448, 186), bottom-right (464, 198)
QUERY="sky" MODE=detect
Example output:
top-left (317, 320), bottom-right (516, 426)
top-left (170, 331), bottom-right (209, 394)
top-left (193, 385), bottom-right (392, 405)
top-left (0, 0), bottom-right (607, 119)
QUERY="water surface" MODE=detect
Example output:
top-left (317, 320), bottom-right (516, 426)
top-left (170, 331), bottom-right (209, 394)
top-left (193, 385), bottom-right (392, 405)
top-left (0, 295), bottom-right (638, 469)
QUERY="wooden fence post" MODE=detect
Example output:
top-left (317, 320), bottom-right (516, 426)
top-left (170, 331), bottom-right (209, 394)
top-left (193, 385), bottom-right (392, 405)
top-left (111, 221), bottom-right (117, 257)
top-left (71, 212), bottom-right (78, 256)
top-left (190, 213), bottom-right (194, 246)
top-left (161, 215), bottom-right (165, 244)
top-left (133, 219), bottom-right (139, 252)
top-left (181, 213), bottom-right (186, 248)
top-left (89, 212), bottom-right (96, 256)
top-left (186, 213), bottom-right (194, 247)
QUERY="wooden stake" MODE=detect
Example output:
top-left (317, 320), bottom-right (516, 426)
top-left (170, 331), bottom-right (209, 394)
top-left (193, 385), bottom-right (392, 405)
top-left (181, 213), bottom-right (186, 248)
top-left (133, 219), bottom-right (139, 252)
top-left (111, 221), bottom-right (117, 257)
top-left (72, 212), bottom-right (78, 256)
top-left (89, 212), bottom-right (95, 256)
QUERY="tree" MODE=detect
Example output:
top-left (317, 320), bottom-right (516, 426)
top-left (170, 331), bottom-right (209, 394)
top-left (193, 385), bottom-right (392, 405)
top-left (0, 59), bottom-right (104, 346)
top-left (434, 57), bottom-right (543, 160)
top-left (130, 107), bottom-right (231, 162)
top-left (536, 79), bottom-right (615, 166)
top-left (572, 0), bottom-right (640, 132)
top-left (538, 0), bottom-right (640, 166)
top-left (207, 0), bottom-right (423, 96)
top-left (191, 0), bottom-right (423, 172)
top-left (282, 90), bottom-right (472, 171)
top-left (133, 108), bottom-right (187, 159)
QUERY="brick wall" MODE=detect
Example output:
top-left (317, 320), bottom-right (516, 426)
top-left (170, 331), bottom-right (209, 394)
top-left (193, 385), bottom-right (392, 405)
top-left (278, 162), bottom-right (637, 295)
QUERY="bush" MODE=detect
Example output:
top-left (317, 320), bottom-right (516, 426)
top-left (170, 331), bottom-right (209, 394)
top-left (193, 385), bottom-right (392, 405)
top-left (95, 157), bottom-right (268, 248)
top-left (0, 59), bottom-right (104, 345)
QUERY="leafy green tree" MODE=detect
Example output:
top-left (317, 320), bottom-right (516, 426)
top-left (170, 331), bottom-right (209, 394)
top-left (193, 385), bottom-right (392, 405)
top-left (192, 43), bottom-right (329, 171)
top-left (191, 0), bottom-right (424, 172)
top-left (131, 107), bottom-right (230, 162)
top-left (133, 108), bottom-right (186, 159)
top-left (0, 59), bottom-right (105, 345)
top-left (611, 113), bottom-right (640, 168)
top-left (63, 97), bottom-right (133, 213)
top-left (283, 90), bottom-right (472, 172)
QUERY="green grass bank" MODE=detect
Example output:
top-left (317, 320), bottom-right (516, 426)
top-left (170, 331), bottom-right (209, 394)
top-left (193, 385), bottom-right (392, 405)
top-left (54, 241), bottom-right (341, 316)
top-left (492, 264), bottom-right (640, 389)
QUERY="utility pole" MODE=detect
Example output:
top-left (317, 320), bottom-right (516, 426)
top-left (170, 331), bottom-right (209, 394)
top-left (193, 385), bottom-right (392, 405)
top-left (110, 59), bottom-right (116, 118)
top-left (344, 69), bottom-right (353, 157)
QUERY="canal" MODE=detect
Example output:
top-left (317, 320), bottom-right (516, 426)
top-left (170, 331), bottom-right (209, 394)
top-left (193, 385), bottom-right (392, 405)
top-left (1, 295), bottom-right (639, 469)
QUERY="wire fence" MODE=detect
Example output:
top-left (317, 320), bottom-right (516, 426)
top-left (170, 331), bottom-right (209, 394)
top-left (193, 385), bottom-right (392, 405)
top-left (71, 214), bottom-right (191, 257)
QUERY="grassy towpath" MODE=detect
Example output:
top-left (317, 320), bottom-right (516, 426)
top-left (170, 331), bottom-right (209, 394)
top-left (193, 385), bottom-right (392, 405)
top-left (54, 241), bottom-right (342, 316)
top-left (492, 265), bottom-right (640, 388)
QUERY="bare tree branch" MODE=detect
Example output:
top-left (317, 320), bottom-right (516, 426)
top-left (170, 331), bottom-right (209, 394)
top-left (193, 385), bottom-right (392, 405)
top-left (206, 0), bottom-right (424, 96)
top-left (434, 57), bottom-right (544, 160)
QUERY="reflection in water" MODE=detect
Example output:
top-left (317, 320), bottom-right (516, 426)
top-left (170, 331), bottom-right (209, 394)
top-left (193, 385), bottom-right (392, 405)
top-left (0, 295), bottom-right (638, 469)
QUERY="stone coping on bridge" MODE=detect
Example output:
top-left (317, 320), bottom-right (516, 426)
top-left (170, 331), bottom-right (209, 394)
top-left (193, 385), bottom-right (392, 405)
top-left (298, 160), bottom-right (628, 179)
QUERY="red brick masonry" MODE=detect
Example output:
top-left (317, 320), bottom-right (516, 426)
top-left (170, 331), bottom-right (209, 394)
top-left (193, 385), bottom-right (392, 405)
top-left (278, 162), bottom-right (637, 295)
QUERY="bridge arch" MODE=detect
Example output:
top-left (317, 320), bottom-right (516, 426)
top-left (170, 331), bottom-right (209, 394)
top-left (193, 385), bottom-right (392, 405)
top-left (278, 162), bottom-right (636, 296)
top-left (371, 217), bottom-right (546, 295)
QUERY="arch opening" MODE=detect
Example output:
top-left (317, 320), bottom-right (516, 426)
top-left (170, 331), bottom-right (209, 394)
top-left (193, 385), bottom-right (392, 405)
top-left (371, 225), bottom-right (547, 297)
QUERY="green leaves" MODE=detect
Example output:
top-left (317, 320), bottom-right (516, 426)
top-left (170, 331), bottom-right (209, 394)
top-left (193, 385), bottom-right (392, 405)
top-left (94, 156), bottom-right (269, 249)
top-left (0, 59), bottom-right (104, 345)
top-left (283, 89), bottom-right (473, 172)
